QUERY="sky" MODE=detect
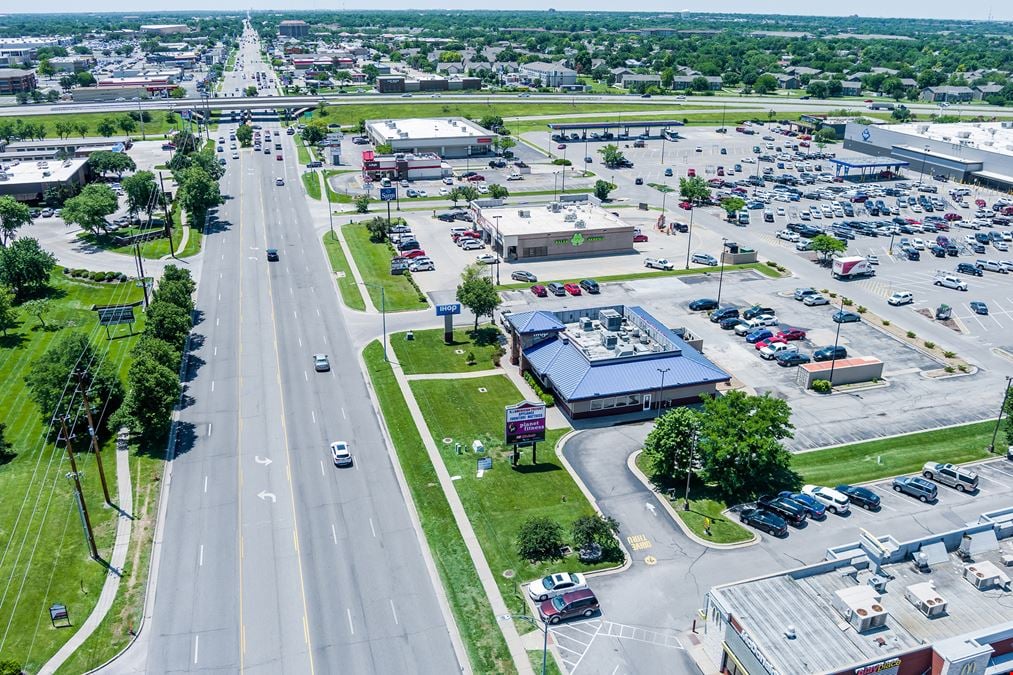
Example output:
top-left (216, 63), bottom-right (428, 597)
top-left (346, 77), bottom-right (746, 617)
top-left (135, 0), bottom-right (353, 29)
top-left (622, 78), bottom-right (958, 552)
top-left (10, 1), bottom-right (1009, 21)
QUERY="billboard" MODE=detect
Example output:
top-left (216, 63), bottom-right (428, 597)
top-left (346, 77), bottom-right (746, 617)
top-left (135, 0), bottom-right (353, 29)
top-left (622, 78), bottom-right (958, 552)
top-left (505, 401), bottom-right (546, 445)
top-left (379, 187), bottom-right (397, 201)
top-left (435, 303), bottom-right (461, 316)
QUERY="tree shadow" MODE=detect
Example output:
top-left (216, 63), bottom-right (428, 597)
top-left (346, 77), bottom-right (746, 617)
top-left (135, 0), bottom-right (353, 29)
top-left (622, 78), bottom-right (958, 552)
top-left (182, 353), bottom-right (205, 384)
top-left (0, 332), bottom-right (26, 349)
top-left (29, 322), bottom-right (60, 333)
top-left (204, 218), bottom-right (232, 235)
top-left (191, 310), bottom-right (206, 327)
top-left (468, 325), bottom-right (501, 347)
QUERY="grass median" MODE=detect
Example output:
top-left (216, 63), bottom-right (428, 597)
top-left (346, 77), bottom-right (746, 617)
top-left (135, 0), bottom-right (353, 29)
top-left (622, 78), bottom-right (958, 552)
top-left (390, 326), bottom-right (502, 375)
top-left (495, 261), bottom-right (785, 291)
top-left (321, 232), bottom-right (366, 311)
top-left (341, 221), bottom-right (428, 312)
top-left (362, 341), bottom-right (515, 675)
top-left (300, 171), bottom-right (321, 200)
top-left (0, 273), bottom-right (163, 673)
top-left (408, 374), bottom-right (619, 612)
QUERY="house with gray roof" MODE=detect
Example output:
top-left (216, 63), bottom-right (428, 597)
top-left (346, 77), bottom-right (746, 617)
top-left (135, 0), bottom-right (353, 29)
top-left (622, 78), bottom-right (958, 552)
top-left (505, 306), bottom-right (729, 420)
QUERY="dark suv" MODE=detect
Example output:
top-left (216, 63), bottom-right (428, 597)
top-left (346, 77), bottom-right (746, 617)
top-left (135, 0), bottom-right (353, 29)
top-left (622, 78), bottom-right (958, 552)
top-left (579, 279), bottom-right (600, 294)
top-left (739, 508), bottom-right (787, 536)
top-left (957, 262), bottom-right (983, 277)
top-left (756, 495), bottom-right (807, 526)
top-left (813, 345), bottom-right (847, 362)
top-left (538, 589), bottom-right (599, 624)
top-left (709, 306), bottom-right (739, 323)
top-left (836, 484), bottom-right (880, 510)
top-left (743, 305), bottom-right (775, 321)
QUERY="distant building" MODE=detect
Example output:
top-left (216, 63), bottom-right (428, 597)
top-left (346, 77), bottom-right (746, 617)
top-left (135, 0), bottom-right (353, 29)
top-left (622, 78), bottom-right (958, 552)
top-left (373, 75), bottom-right (480, 94)
top-left (841, 81), bottom-right (863, 96)
top-left (71, 86), bottom-right (147, 102)
top-left (278, 20), bottom-right (310, 38)
top-left (919, 86), bottom-right (974, 103)
top-left (364, 117), bottom-right (494, 158)
top-left (768, 73), bottom-right (799, 89)
top-left (670, 75), bottom-right (723, 90)
top-left (0, 157), bottom-right (89, 201)
top-left (617, 73), bottom-right (661, 90)
top-left (517, 61), bottom-right (577, 88)
top-left (49, 55), bottom-right (95, 73)
top-left (140, 24), bottom-right (190, 35)
top-left (359, 150), bottom-right (449, 181)
top-left (0, 68), bottom-right (37, 95)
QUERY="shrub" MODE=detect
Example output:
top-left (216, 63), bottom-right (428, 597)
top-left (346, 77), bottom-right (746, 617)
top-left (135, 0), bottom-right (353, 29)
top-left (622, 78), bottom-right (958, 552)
top-left (828, 292), bottom-right (837, 298)
top-left (104, 271), bottom-right (117, 281)
top-left (517, 517), bottom-right (565, 562)
top-left (765, 260), bottom-right (778, 267)
top-left (842, 298), bottom-right (853, 306)
top-left (943, 350), bottom-right (956, 358)
top-left (924, 340), bottom-right (935, 349)
top-left (958, 364), bottom-right (968, 372)
top-left (811, 379), bottom-right (831, 393)
top-left (524, 371), bottom-right (555, 407)
top-left (857, 306), bottom-right (867, 314)
top-left (945, 366), bottom-right (956, 373)
top-left (62, 267), bottom-right (70, 274)
top-left (906, 331), bottom-right (916, 338)
top-left (90, 271), bottom-right (105, 281)
top-left (820, 288), bottom-right (829, 294)
top-left (551, 158), bottom-right (571, 166)
top-left (118, 272), bottom-right (128, 282)
top-left (881, 319), bottom-right (890, 326)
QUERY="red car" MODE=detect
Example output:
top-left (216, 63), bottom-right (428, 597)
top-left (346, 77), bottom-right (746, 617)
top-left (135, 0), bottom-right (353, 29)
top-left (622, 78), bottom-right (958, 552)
top-left (679, 201), bottom-right (693, 210)
top-left (530, 285), bottom-right (547, 297)
top-left (557, 144), bottom-right (566, 149)
top-left (776, 328), bottom-right (807, 341)
top-left (687, 168), bottom-right (696, 177)
top-left (466, 174), bottom-right (486, 182)
top-left (453, 231), bottom-right (481, 242)
top-left (161, 142), bottom-right (176, 150)
top-left (403, 249), bottom-right (427, 259)
top-left (755, 336), bottom-right (786, 351)
top-left (976, 199), bottom-right (986, 208)
top-left (563, 283), bottom-right (582, 296)
top-left (864, 99), bottom-right (873, 103)
top-left (633, 233), bottom-right (649, 243)
top-left (276, 154), bottom-right (283, 160)
top-left (943, 212), bottom-right (962, 221)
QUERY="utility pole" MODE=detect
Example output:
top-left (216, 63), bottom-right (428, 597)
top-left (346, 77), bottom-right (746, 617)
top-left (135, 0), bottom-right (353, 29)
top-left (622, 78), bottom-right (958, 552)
top-left (134, 241), bottom-right (149, 308)
top-left (158, 172), bottom-right (176, 258)
top-left (988, 376), bottom-right (1012, 454)
top-left (75, 368), bottom-right (113, 506)
top-left (58, 415), bottom-right (99, 560)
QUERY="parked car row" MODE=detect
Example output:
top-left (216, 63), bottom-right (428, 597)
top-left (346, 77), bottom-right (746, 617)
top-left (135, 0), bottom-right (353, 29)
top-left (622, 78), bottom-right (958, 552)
top-left (530, 278), bottom-right (600, 298)
top-left (389, 224), bottom-right (436, 274)
top-left (527, 572), bottom-right (600, 624)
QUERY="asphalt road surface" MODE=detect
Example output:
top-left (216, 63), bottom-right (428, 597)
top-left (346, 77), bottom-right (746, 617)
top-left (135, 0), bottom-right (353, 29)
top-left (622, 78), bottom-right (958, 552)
top-left (144, 31), bottom-right (460, 675)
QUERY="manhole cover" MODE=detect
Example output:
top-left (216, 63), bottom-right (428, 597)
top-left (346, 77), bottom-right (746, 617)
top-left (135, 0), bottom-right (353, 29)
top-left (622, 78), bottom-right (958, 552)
top-left (442, 437), bottom-right (453, 444)
top-left (502, 569), bottom-right (515, 578)
top-left (478, 387), bottom-right (488, 393)
top-left (455, 349), bottom-right (465, 355)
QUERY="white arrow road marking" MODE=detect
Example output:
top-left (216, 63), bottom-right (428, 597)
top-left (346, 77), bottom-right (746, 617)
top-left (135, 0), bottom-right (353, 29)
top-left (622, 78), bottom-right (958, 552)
top-left (255, 456), bottom-right (272, 466)
top-left (257, 491), bottom-right (277, 503)
top-left (645, 502), bottom-right (657, 516)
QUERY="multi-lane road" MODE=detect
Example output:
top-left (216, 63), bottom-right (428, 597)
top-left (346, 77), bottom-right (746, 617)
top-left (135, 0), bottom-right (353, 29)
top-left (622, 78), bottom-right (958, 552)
top-left (141, 32), bottom-right (461, 675)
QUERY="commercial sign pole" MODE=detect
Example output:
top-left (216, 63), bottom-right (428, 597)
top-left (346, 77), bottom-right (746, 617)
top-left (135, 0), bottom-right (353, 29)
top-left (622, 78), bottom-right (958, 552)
top-left (435, 302), bottom-right (461, 343)
top-left (380, 186), bottom-right (397, 231)
top-left (505, 400), bottom-right (547, 465)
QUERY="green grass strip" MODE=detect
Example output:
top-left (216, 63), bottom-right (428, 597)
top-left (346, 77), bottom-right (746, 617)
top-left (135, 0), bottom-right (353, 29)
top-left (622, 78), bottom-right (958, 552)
top-left (495, 262), bottom-right (783, 291)
top-left (321, 232), bottom-right (366, 311)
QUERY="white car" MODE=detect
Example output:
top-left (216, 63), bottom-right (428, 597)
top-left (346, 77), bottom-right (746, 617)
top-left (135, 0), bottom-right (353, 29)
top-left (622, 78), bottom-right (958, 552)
top-left (528, 572), bottom-right (588, 601)
top-left (801, 484), bottom-right (851, 514)
top-left (475, 253), bottom-right (498, 265)
top-left (803, 294), bottom-right (829, 306)
top-left (740, 157), bottom-right (756, 164)
top-left (275, 177), bottom-right (284, 186)
top-left (752, 314), bottom-right (778, 327)
top-left (887, 292), bottom-right (913, 306)
top-left (934, 275), bottom-right (968, 291)
top-left (795, 240), bottom-right (812, 251)
top-left (912, 238), bottom-right (925, 250)
top-left (776, 207), bottom-right (786, 216)
top-left (460, 239), bottom-right (484, 251)
top-left (443, 177), bottom-right (454, 185)
top-left (330, 441), bottom-right (352, 467)
top-left (439, 187), bottom-right (450, 196)
top-left (867, 254), bottom-right (879, 265)
top-left (776, 230), bottom-right (799, 242)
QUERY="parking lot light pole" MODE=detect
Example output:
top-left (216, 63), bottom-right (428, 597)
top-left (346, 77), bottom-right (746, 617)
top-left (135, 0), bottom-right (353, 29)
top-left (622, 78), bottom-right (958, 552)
top-left (827, 296), bottom-right (847, 387)
top-left (918, 145), bottom-right (930, 186)
top-left (561, 145), bottom-right (568, 193)
top-left (684, 207), bottom-right (696, 269)
top-left (498, 614), bottom-right (549, 675)
top-left (656, 367), bottom-right (670, 412)
top-left (715, 238), bottom-right (728, 305)
top-left (988, 376), bottom-right (1013, 454)
top-left (683, 429), bottom-right (698, 511)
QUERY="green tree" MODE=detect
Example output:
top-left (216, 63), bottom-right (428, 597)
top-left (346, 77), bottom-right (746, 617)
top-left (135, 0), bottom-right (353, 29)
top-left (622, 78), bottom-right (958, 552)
top-left (235, 124), bottom-right (253, 147)
top-left (115, 351), bottom-right (181, 439)
top-left (678, 176), bottom-right (711, 205)
top-left (86, 150), bottom-right (136, 178)
top-left (1004, 389), bottom-right (1013, 449)
top-left (75, 71), bottom-right (96, 87)
top-left (22, 298), bottom-right (51, 328)
top-left (487, 184), bottom-right (509, 199)
top-left (74, 121), bottom-right (88, 137)
top-left (364, 216), bottom-right (388, 243)
top-left (0, 422), bottom-right (15, 464)
top-left (131, 334), bottom-right (180, 370)
top-left (754, 74), bottom-right (778, 94)
top-left (37, 58), bottom-right (55, 77)
top-left (354, 194), bottom-right (370, 213)
top-left (593, 179), bottom-right (616, 201)
top-left (96, 117), bottom-right (118, 137)
top-left (597, 143), bottom-right (626, 167)
top-left (0, 285), bottom-right (16, 337)
top-left (810, 233), bottom-right (847, 265)
top-left (496, 136), bottom-right (516, 156)
top-left (300, 121), bottom-right (328, 145)
top-left (62, 183), bottom-right (119, 234)
top-left (0, 237), bottom-right (56, 300)
top-left (54, 119), bottom-right (74, 139)
top-left (59, 75), bottom-right (76, 92)
top-left (643, 407), bottom-right (700, 482)
top-left (455, 185), bottom-right (479, 203)
top-left (890, 106), bottom-right (913, 122)
top-left (176, 166), bottom-right (222, 223)
top-left (154, 279), bottom-right (195, 315)
top-left (169, 86), bottom-right (186, 99)
top-left (162, 264), bottom-right (196, 296)
top-left (244, 85), bottom-right (258, 97)
top-left (0, 195), bottom-right (33, 247)
top-left (122, 170), bottom-right (157, 218)
top-left (479, 114), bottom-right (504, 130)
top-left (806, 80), bottom-right (829, 99)
top-left (571, 514), bottom-right (621, 561)
top-left (24, 331), bottom-right (124, 426)
top-left (697, 391), bottom-right (797, 501)
top-left (145, 299), bottom-right (191, 350)
top-left (374, 143), bottom-right (393, 155)
top-left (517, 516), bottom-right (564, 562)
top-left (118, 115), bottom-right (137, 136)
top-left (814, 127), bottom-right (837, 144)
top-left (456, 263), bottom-right (501, 331)
top-left (720, 196), bottom-right (746, 217)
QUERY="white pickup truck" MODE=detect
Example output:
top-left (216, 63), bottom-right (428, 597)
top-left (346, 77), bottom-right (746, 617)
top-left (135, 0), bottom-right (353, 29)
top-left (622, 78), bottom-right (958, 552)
top-left (644, 257), bottom-right (674, 270)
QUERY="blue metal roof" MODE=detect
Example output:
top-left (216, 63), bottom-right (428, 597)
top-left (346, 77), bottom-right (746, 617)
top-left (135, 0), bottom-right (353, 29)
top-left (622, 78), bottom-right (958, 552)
top-left (506, 311), bottom-right (565, 335)
top-left (524, 330), bottom-right (729, 401)
top-left (829, 157), bottom-right (909, 169)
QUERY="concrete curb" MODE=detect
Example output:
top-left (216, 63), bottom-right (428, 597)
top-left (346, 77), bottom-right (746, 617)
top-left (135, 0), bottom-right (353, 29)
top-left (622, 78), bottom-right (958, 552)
top-left (627, 450), bottom-right (758, 550)
top-left (356, 344), bottom-right (472, 674)
top-left (554, 430), bottom-right (633, 578)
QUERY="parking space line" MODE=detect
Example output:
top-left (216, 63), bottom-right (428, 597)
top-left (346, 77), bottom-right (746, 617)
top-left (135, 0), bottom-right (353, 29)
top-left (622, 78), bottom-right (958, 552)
top-left (982, 465), bottom-right (1013, 480)
top-left (976, 473), bottom-right (1012, 490)
top-left (564, 624), bottom-right (599, 638)
top-left (553, 642), bottom-right (584, 656)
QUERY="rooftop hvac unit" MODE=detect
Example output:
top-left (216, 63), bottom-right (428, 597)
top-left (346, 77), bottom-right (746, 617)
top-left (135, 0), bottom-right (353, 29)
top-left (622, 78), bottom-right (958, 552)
top-left (917, 125), bottom-right (929, 134)
top-left (574, 219), bottom-right (586, 229)
top-left (598, 308), bottom-right (622, 332)
top-left (833, 586), bottom-right (888, 633)
top-left (563, 211), bottom-right (577, 222)
top-left (1002, 121), bottom-right (1013, 129)
top-left (600, 332), bottom-right (618, 349)
top-left (615, 345), bottom-right (635, 357)
top-left (905, 582), bottom-right (947, 618)
top-left (963, 561), bottom-right (1010, 590)
top-left (912, 551), bottom-right (930, 572)
top-left (631, 328), bottom-right (641, 338)
top-left (579, 317), bottom-right (592, 331)
top-left (547, 202), bottom-right (561, 212)
top-left (957, 131), bottom-right (971, 139)
top-left (517, 209), bottom-right (530, 218)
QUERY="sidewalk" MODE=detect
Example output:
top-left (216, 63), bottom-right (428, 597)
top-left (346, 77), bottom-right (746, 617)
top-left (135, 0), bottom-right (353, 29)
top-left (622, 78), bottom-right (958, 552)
top-left (40, 432), bottom-right (135, 674)
top-left (386, 336), bottom-right (534, 675)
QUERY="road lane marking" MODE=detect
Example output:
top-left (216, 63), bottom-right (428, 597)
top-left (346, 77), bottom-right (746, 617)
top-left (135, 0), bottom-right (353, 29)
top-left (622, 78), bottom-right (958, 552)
top-left (316, 308), bottom-right (320, 317)
top-left (369, 518), bottom-right (376, 538)
top-left (304, 371), bottom-right (308, 381)
top-left (216, 317), bottom-right (220, 326)
top-left (347, 608), bottom-right (355, 635)
top-left (193, 634), bottom-right (199, 664)
top-left (298, 337), bottom-right (302, 348)
top-left (293, 309), bottom-right (298, 319)
top-left (199, 544), bottom-right (204, 567)
top-left (293, 530), bottom-right (299, 554)
top-left (320, 460), bottom-right (325, 476)
top-left (207, 423), bottom-right (212, 437)
top-left (390, 599), bottom-right (399, 625)
top-left (304, 615), bottom-right (310, 645)
top-left (211, 380), bottom-right (215, 392)
top-left (203, 475), bottom-right (208, 493)
top-left (341, 407), bottom-right (346, 420)
top-left (218, 293), bottom-right (221, 302)
top-left (323, 333), bottom-right (328, 344)
top-left (331, 523), bottom-right (338, 545)
top-left (626, 534), bottom-right (652, 551)
top-left (311, 410), bottom-right (316, 423)
top-left (213, 346), bottom-right (217, 356)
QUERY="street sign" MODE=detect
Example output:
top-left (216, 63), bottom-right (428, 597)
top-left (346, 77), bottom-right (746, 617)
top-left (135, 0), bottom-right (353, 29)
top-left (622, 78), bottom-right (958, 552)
top-left (436, 303), bottom-right (461, 316)
top-left (379, 187), bottom-right (397, 202)
top-left (505, 400), bottom-right (546, 445)
top-left (477, 457), bottom-right (493, 471)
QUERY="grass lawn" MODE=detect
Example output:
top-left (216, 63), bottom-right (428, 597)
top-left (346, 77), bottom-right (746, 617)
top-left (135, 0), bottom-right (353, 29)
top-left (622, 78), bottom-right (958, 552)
top-left (294, 134), bottom-right (312, 165)
top-left (0, 272), bottom-right (163, 673)
top-left (408, 375), bottom-right (618, 616)
top-left (83, 202), bottom-right (199, 260)
top-left (300, 171), bottom-right (321, 200)
top-left (323, 170), bottom-right (355, 204)
top-left (647, 183), bottom-right (675, 193)
top-left (495, 262), bottom-right (785, 291)
top-left (792, 421), bottom-right (998, 486)
top-left (633, 453), bottom-right (752, 544)
top-left (341, 222), bottom-right (428, 312)
top-left (391, 326), bottom-right (503, 375)
top-left (10, 110), bottom-right (182, 139)
top-left (321, 232), bottom-right (366, 311)
top-left (362, 342), bottom-right (515, 675)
